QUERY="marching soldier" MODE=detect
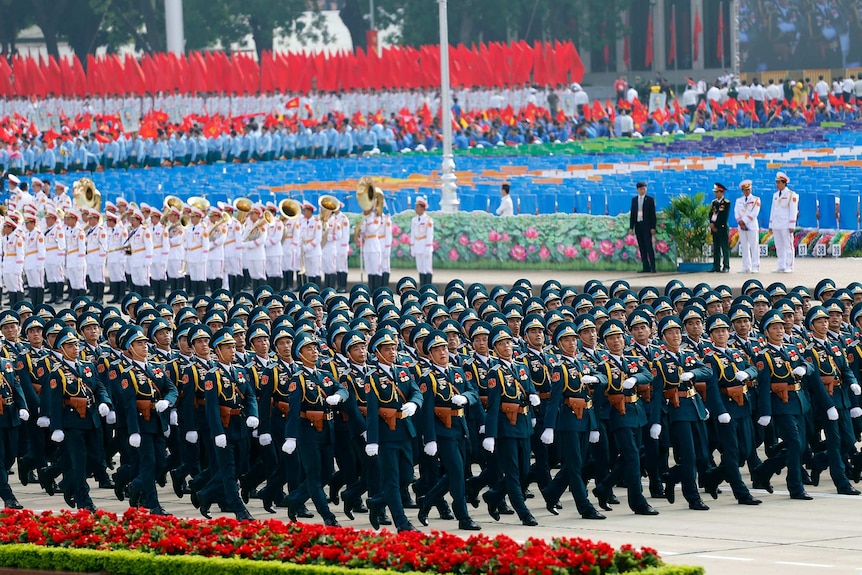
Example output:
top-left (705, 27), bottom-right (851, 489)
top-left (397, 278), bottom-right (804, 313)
top-left (410, 196), bottom-right (434, 288)
top-left (380, 209), bottom-right (393, 289)
top-left (0, 351), bottom-right (28, 510)
top-left (709, 183), bottom-right (731, 273)
top-left (22, 207), bottom-right (46, 305)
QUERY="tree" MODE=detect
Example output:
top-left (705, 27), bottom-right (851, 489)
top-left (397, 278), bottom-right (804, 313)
top-left (0, 0), bottom-right (33, 55)
top-left (221, 0), bottom-right (307, 59)
top-left (58, 0), bottom-right (110, 62)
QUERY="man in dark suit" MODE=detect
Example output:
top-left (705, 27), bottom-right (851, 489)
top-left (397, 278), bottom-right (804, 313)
top-left (629, 182), bottom-right (656, 273)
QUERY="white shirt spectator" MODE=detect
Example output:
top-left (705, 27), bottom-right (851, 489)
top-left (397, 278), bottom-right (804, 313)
top-left (626, 87), bottom-right (638, 104)
top-left (706, 86), bottom-right (722, 103)
top-left (750, 84), bottom-right (765, 101)
top-left (815, 79), bottom-right (830, 98)
top-left (496, 194), bottom-right (514, 217)
top-left (737, 84), bottom-right (751, 101)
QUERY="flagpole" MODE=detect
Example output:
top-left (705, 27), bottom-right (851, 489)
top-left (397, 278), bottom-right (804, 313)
top-left (439, 0), bottom-right (459, 213)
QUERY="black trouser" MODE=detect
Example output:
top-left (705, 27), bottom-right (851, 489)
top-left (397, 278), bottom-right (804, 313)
top-left (371, 440), bottom-right (413, 529)
top-left (423, 436), bottom-right (470, 520)
top-left (484, 435), bottom-right (531, 519)
top-left (597, 427), bottom-right (648, 511)
top-left (543, 429), bottom-right (596, 515)
top-left (634, 222), bottom-right (655, 271)
top-left (0, 427), bottom-right (17, 501)
top-left (288, 439), bottom-right (335, 521)
top-left (199, 435), bottom-right (249, 513)
top-left (712, 225), bottom-right (729, 270)
top-left (61, 428), bottom-right (97, 508)
top-left (130, 431), bottom-right (166, 510)
top-left (718, 416), bottom-right (754, 500)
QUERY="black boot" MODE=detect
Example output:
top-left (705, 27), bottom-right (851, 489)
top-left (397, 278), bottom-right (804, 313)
top-left (28, 287), bottom-right (38, 305)
top-left (35, 287), bottom-right (44, 306)
top-left (381, 272), bottom-right (390, 289)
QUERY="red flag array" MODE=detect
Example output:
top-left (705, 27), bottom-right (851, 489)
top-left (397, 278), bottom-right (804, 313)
top-left (0, 41), bottom-right (584, 98)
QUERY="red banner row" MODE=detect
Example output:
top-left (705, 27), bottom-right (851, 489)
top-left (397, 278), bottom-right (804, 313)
top-left (0, 41), bottom-right (584, 98)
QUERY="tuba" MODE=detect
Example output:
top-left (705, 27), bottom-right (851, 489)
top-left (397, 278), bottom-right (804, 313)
top-left (188, 196), bottom-right (210, 213)
top-left (319, 195), bottom-right (339, 247)
top-left (73, 178), bottom-right (101, 212)
top-left (279, 198), bottom-right (300, 221)
top-left (356, 177), bottom-right (384, 216)
top-left (234, 197), bottom-right (253, 224)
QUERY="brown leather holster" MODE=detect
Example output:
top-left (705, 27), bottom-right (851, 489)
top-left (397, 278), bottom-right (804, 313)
top-left (136, 400), bottom-right (153, 421)
top-left (500, 402), bottom-right (525, 425)
top-left (378, 407), bottom-right (399, 431)
top-left (771, 382), bottom-right (789, 403)
top-left (721, 385), bottom-right (746, 407)
top-left (821, 375), bottom-right (839, 396)
top-left (608, 393), bottom-right (626, 415)
top-left (275, 401), bottom-right (290, 417)
top-left (637, 383), bottom-right (652, 402)
top-left (663, 388), bottom-right (681, 408)
top-left (694, 381), bottom-right (707, 401)
top-left (219, 406), bottom-right (241, 428)
top-left (564, 397), bottom-right (588, 419)
top-left (64, 397), bottom-right (88, 419)
top-left (301, 410), bottom-right (326, 432)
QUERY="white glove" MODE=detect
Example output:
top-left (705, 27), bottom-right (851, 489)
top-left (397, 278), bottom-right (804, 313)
top-left (259, 433), bottom-right (272, 446)
top-left (649, 424), bottom-right (661, 440)
top-left (361, 431), bottom-right (367, 440)
top-left (623, 377), bottom-right (637, 389)
top-left (735, 371), bottom-right (750, 382)
top-left (529, 394), bottom-right (541, 407)
top-left (793, 366), bottom-right (807, 377)
top-left (282, 438), bottom-right (297, 454)
top-left (451, 394), bottom-right (468, 406)
top-left (717, 413), bottom-right (731, 424)
top-left (851, 407), bottom-right (862, 418)
top-left (482, 437), bottom-right (495, 453)
top-left (540, 428), bottom-right (554, 445)
top-left (107, 411), bottom-right (117, 425)
top-left (827, 406), bottom-right (839, 421)
top-left (36, 416), bottom-right (50, 428)
top-left (589, 430), bottom-right (600, 443)
top-left (365, 443), bottom-right (379, 457)
top-left (168, 410), bottom-right (177, 426)
top-left (400, 402), bottom-right (417, 417)
top-left (129, 433), bottom-right (141, 448)
top-left (478, 425), bottom-right (485, 434)
top-left (18, 409), bottom-right (28, 422)
top-left (424, 441), bottom-right (438, 456)
top-left (757, 415), bottom-right (772, 427)
top-left (51, 429), bottom-right (65, 443)
top-left (185, 431), bottom-right (199, 444)
top-left (252, 429), bottom-right (258, 438)
top-left (325, 394), bottom-right (343, 406)
top-left (164, 428), bottom-right (171, 438)
top-left (705, 409), bottom-right (710, 420)
top-left (582, 375), bottom-right (599, 385)
top-left (680, 372), bottom-right (695, 382)
top-left (246, 416), bottom-right (259, 429)
top-left (98, 403), bottom-right (110, 417)
top-left (155, 399), bottom-right (170, 413)
top-left (852, 384), bottom-right (862, 396)
top-left (214, 434), bottom-right (228, 448)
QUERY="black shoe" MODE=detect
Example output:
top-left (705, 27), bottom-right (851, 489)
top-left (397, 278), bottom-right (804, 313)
top-left (235, 507), bottom-right (254, 521)
top-left (649, 485), bottom-right (665, 499)
top-left (354, 501), bottom-right (368, 513)
top-left (790, 491), bottom-right (813, 500)
top-left (80, 504), bottom-right (97, 513)
top-left (465, 477), bottom-right (481, 508)
top-left (593, 488), bottom-right (612, 511)
top-left (190, 488), bottom-right (200, 508)
top-left (369, 506), bottom-right (380, 529)
top-left (689, 499), bottom-right (710, 511)
top-left (297, 505), bottom-right (314, 519)
top-left (170, 470), bottom-right (185, 499)
top-left (633, 504), bottom-right (660, 516)
top-left (241, 484), bottom-right (251, 504)
top-left (437, 504), bottom-right (455, 521)
top-left (483, 493), bottom-right (500, 521)
top-left (738, 495), bottom-right (762, 505)
top-left (607, 493), bottom-right (620, 505)
top-left (287, 501), bottom-right (298, 522)
top-left (397, 522), bottom-right (420, 533)
top-left (149, 506), bottom-right (172, 516)
top-left (63, 490), bottom-right (75, 508)
top-left (324, 517), bottom-right (340, 527)
top-left (459, 518), bottom-right (481, 530)
top-left (540, 488), bottom-right (560, 516)
top-left (343, 499), bottom-right (355, 520)
top-left (520, 514), bottom-right (538, 526)
top-left (838, 485), bottom-right (861, 495)
top-left (663, 473), bottom-right (676, 504)
top-left (156, 472), bottom-right (166, 488)
top-left (98, 477), bottom-right (115, 489)
top-left (417, 496), bottom-right (431, 526)
top-left (4, 498), bottom-right (22, 510)
top-left (129, 484), bottom-right (141, 507)
top-left (38, 468), bottom-right (55, 496)
top-left (198, 493), bottom-right (212, 519)
top-left (329, 484), bottom-right (341, 505)
top-left (523, 488), bottom-right (534, 499)
top-left (402, 494), bottom-right (418, 509)
top-left (581, 508), bottom-right (606, 520)
top-left (498, 501), bottom-right (515, 515)
top-left (377, 511), bottom-right (392, 525)
top-left (263, 496), bottom-right (277, 514)
top-left (751, 464), bottom-right (774, 494)
top-left (114, 480), bottom-right (126, 502)
top-left (18, 460), bottom-right (31, 486)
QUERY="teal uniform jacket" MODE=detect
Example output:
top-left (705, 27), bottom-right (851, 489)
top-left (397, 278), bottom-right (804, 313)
top-left (756, 344), bottom-right (818, 417)
top-left (246, 355), bottom-right (277, 434)
top-left (0, 358), bottom-right (27, 427)
top-left (179, 357), bottom-right (214, 431)
top-left (365, 363), bottom-right (423, 444)
top-left (804, 338), bottom-right (859, 411)
top-left (703, 345), bottom-right (758, 419)
top-left (118, 361), bottom-right (178, 435)
top-left (578, 345), bottom-right (611, 419)
top-left (596, 354), bottom-right (652, 431)
top-left (519, 347), bottom-right (557, 423)
top-left (419, 364), bottom-right (478, 442)
top-left (463, 353), bottom-right (496, 414)
top-left (544, 354), bottom-right (597, 433)
top-left (484, 359), bottom-right (536, 440)
top-left (336, 363), bottom-right (369, 437)
top-left (285, 366), bottom-right (346, 443)
top-left (203, 363), bottom-right (259, 441)
top-left (15, 347), bottom-right (46, 418)
top-left (266, 359), bottom-right (298, 439)
top-left (47, 359), bottom-right (111, 431)
top-left (651, 349), bottom-right (713, 425)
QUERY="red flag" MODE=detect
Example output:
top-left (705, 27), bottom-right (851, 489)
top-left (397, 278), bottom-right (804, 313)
top-left (285, 96), bottom-right (300, 110)
top-left (717, 7), bottom-right (725, 62)
top-left (592, 100), bottom-right (605, 120)
top-left (644, 12), bottom-right (654, 69)
top-left (668, 7), bottom-right (676, 67)
top-left (693, 8), bottom-right (703, 61)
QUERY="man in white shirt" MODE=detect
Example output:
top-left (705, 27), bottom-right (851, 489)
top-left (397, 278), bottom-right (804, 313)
top-left (815, 75), bottom-right (830, 100)
top-left (734, 180), bottom-right (761, 273)
top-left (496, 184), bottom-right (514, 216)
top-left (768, 171), bottom-right (799, 273)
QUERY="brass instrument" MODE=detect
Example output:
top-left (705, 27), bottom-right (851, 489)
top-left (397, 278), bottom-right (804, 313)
top-left (164, 195), bottom-right (184, 211)
top-left (243, 216), bottom-right (266, 243)
top-left (234, 197), bottom-right (253, 223)
top-left (73, 178), bottom-right (101, 212)
top-left (356, 176), bottom-right (384, 215)
top-left (319, 195), bottom-right (339, 247)
top-left (279, 198), bottom-right (300, 221)
top-left (208, 211), bottom-right (231, 243)
top-left (108, 243), bottom-right (132, 255)
top-left (188, 196), bottom-right (210, 213)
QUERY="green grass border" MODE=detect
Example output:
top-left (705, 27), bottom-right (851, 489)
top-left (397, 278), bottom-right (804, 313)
top-left (0, 544), bottom-right (704, 575)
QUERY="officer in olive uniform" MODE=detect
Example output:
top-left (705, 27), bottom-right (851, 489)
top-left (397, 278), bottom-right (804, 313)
top-left (47, 327), bottom-right (112, 512)
top-left (117, 325), bottom-right (177, 515)
top-left (365, 330), bottom-right (423, 533)
top-left (282, 332), bottom-right (347, 526)
top-left (710, 182), bottom-right (731, 273)
top-left (417, 329), bottom-right (481, 531)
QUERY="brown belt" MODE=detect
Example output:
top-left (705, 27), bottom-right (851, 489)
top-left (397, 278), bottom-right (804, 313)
top-left (538, 392), bottom-right (551, 400)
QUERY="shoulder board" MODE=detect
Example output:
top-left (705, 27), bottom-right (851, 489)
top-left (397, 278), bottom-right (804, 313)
top-left (118, 363), bottom-right (133, 374)
top-left (208, 367), bottom-right (220, 375)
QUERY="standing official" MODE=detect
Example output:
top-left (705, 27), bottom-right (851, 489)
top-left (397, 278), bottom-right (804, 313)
top-left (629, 182), bottom-right (657, 273)
top-left (43, 206), bottom-right (66, 304)
top-left (734, 180), bottom-right (761, 273)
top-left (709, 183), bottom-right (731, 273)
top-left (126, 209), bottom-right (153, 296)
top-left (410, 196), bottom-right (434, 288)
top-left (221, 203), bottom-right (243, 292)
top-left (2, 217), bottom-right (25, 305)
top-left (356, 209), bottom-right (383, 292)
top-left (769, 172), bottom-right (798, 273)
top-left (165, 207), bottom-right (186, 293)
top-left (22, 208), bottom-right (46, 305)
top-left (84, 208), bottom-right (107, 302)
top-left (105, 213), bottom-right (128, 303)
top-left (206, 207), bottom-right (226, 293)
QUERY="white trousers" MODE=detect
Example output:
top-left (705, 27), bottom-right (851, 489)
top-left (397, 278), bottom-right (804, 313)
top-left (247, 259), bottom-right (266, 280)
top-left (773, 228), bottom-right (794, 271)
top-left (167, 259), bottom-right (184, 279)
top-left (87, 260), bottom-right (105, 283)
top-left (363, 249), bottom-right (382, 276)
top-left (45, 263), bottom-right (64, 283)
top-left (738, 228), bottom-right (760, 272)
top-left (266, 254), bottom-right (282, 278)
top-left (24, 267), bottom-right (44, 288)
top-left (303, 249), bottom-right (322, 278)
top-left (67, 265), bottom-right (86, 290)
top-left (336, 248), bottom-right (348, 273)
top-left (150, 259), bottom-right (166, 281)
top-left (208, 259), bottom-right (224, 281)
top-left (415, 252), bottom-right (433, 274)
top-left (224, 251), bottom-right (243, 276)
top-left (187, 261), bottom-right (207, 282)
top-left (322, 245), bottom-right (337, 275)
top-left (3, 270), bottom-right (22, 292)
top-left (130, 263), bottom-right (150, 287)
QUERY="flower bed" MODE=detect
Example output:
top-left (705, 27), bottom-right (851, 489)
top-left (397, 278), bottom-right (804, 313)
top-left (0, 508), bottom-right (702, 575)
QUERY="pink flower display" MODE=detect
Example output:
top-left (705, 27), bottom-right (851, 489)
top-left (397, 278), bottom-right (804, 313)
top-left (471, 240), bottom-right (487, 256)
top-left (587, 250), bottom-right (599, 263)
top-left (615, 239), bottom-right (624, 249)
top-left (448, 248), bottom-right (459, 261)
top-left (488, 230), bottom-right (502, 242)
top-left (510, 244), bottom-right (527, 261)
top-left (624, 234), bottom-right (638, 246)
top-left (539, 246), bottom-right (551, 260)
top-left (524, 227), bottom-right (539, 240)
top-left (528, 245), bottom-right (536, 253)
top-left (433, 241), bottom-right (439, 251)
top-left (580, 237), bottom-right (594, 250)
top-left (391, 238), bottom-right (400, 248)
top-left (599, 240), bottom-right (614, 256)
top-left (656, 240), bottom-right (669, 254)
top-left (458, 234), bottom-right (470, 246)
top-left (399, 233), bottom-right (411, 244)
top-left (563, 245), bottom-right (578, 258)
top-left (502, 232), bottom-right (510, 242)
top-left (391, 224), bottom-right (401, 236)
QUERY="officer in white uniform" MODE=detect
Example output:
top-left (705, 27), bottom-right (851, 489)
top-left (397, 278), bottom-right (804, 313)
top-left (43, 205), bottom-right (66, 304)
top-left (410, 195), bottom-right (434, 288)
top-left (768, 171), bottom-right (799, 273)
top-left (299, 201), bottom-right (323, 287)
top-left (320, 198), bottom-right (339, 290)
top-left (84, 207), bottom-right (107, 302)
top-left (333, 202), bottom-right (350, 292)
top-left (51, 182), bottom-right (72, 214)
top-left (242, 204), bottom-right (268, 291)
top-left (1, 215), bottom-right (24, 305)
top-left (184, 205), bottom-right (209, 297)
top-left (220, 202), bottom-right (243, 293)
top-left (380, 210), bottom-right (392, 289)
top-left (357, 208), bottom-right (383, 292)
top-left (206, 206), bottom-right (226, 293)
top-left (127, 208), bottom-right (153, 295)
top-left (165, 206), bottom-right (186, 293)
top-left (264, 202), bottom-right (284, 291)
top-left (105, 211), bottom-right (128, 303)
top-left (148, 206), bottom-right (169, 302)
top-left (64, 210), bottom-right (87, 300)
top-left (734, 180), bottom-right (761, 274)
top-left (22, 206), bottom-right (45, 305)
top-left (282, 211), bottom-right (301, 291)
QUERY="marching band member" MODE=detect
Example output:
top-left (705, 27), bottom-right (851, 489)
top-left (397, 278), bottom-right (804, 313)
top-left (242, 205), bottom-right (268, 292)
top-left (43, 205), bottom-right (66, 304)
top-left (184, 206), bottom-right (209, 297)
top-left (207, 207), bottom-right (226, 293)
top-left (22, 206), bottom-right (46, 305)
top-left (299, 201), bottom-right (322, 287)
top-left (2, 215), bottom-right (25, 305)
top-left (105, 212), bottom-right (128, 304)
top-left (356, 206), bottom-right (383, 292)
top-left (84, 208), bottom-right (107, 303)
top-left (264, 203), bottom-right (284, 291)
top-left (282, 208), bottom-right (301, 291)
top-left (333, 201), bottom-right (350, 292)
top-left (149, 207), bottom-right (169, 302)
top-left (126, 208), bottom-right (153, 296)
top-left (165, 206), bottom-right (186, 293)
top-left (51, 182), bottom-right (72, 215)
top-left (381, 209), bottom-right (392, 289)
top-left (220, 203), bottom-right (243, 292)
top-left (320, 198), bottom-right (339, 291)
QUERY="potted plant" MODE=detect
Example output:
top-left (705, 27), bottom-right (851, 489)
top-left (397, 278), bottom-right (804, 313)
top-left (661, 192), bottom-right (713, 272)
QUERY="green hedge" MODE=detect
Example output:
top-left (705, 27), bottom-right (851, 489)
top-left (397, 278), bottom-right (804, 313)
top-left (0, 544), bottom-right (704, 575)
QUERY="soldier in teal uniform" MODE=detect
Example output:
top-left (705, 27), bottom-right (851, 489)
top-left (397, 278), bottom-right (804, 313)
top-left (540, 321), bottom-right (605, 520)
top-left (364, 330), bottom-right (422, 533)
top-left (592, 319), bottom-right (657, 515)
top-left (46, 327), bottom-right (112, 512)
top-left (282, 332), bottom-right (347, 526)
top-left (519, 313), bottom-right (556, 492)
top-left (702, 314), bottom-right (762, 505)
top-left (417, 329), bottom-right (481, 531)
top-left (709, 182), bottom-right (731, 273)
top-left (0, 347), bottom-right (28, 509)
top-left (482, 325), bottom-right (539, 526)
top-left (117, 325), bottom-right (177, 515)
top-left (651, 315), bottom-right (714, 511)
